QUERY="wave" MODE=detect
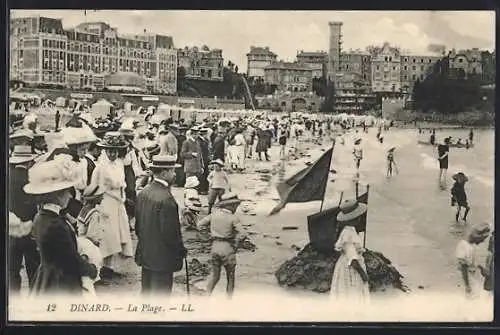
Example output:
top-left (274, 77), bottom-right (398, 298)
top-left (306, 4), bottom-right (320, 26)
top-left (419, 153), bottom-right (494, 188)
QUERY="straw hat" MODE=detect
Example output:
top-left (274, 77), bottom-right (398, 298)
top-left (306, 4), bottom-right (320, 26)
top-left (150, 155), bottom-right (181, 169)
top-left (337, 199), bottom-right (368, 222)
top-left (185, 176), bottom-right (200, 188)
top-left (146, 144), bottom-right (160, 157)
top-left (468, 222), bottom-right (491, 242)
top-left (354, 138), bottom-right (362, 145)
top-left (24, 154), bottom-right (81, 194)
top-left (216, 192), bottom-right (242, 208)
top-left (387, 147), bottom-right (396, 152)
top-left (210, 159), bottom-right (224, 167)
top-left (10, 145), bottom-right (37, 165)
top-left (452, 172), bottom-right (469, 183)
top-left (82, 183), bottom-right (105, 200)
top-left (187, 199), bottom-right (202, 212)
top-left (97, 132), bottom-right (128, 149)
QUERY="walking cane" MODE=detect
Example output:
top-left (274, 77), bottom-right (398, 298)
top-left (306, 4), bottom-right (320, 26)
top-left (184, 256), bottom-right (190, 297)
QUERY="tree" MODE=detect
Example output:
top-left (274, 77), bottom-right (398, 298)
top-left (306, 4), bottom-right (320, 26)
top-left (320, 79), bottom-right (335, 113)
top-left (177, 66), bottom-right (186, 91)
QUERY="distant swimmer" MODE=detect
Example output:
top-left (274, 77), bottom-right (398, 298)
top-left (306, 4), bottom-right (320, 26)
top-left (430, 129), bottom-right (436, 146)
top-left (469, 129), bottom-right (474, 145)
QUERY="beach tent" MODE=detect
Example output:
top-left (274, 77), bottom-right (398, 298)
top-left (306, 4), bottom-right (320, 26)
top-left (91, 99), bottom-right (114, 119)
top-left (124, 102), bottom-right (133, 112)
top-left (55, 97), bottom-right (66, 107)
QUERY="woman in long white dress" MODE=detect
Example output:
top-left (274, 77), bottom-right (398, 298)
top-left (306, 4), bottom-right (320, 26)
top-left (330, 199), bottom-right (370, 305)
top-left (90, 132), bottom-right (133, 278)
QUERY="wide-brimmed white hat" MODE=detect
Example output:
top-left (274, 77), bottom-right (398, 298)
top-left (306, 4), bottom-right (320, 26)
top-left (62, 124), bottom-right (98, 145)
top-left (185, 176), bottom-right (200, 188)
top-left (337, 199), bottom-right (368, 223)
top-left (24, 154), bottom-right (81, 194)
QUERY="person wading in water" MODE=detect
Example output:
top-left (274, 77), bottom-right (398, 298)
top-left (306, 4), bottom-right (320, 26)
top-left (437, 137), bottom-right (450, 189)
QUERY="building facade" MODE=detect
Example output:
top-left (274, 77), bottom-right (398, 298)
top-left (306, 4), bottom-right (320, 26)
top-left (448, 48), bottom-right (483, 77)
top-left (10, 16), bottom-right (177, 94)
top-left (399, 53), bottom-right (440, 92)
top-left (296, 51), bottom-right (327, 78)
top-left (327, 22), bottom-right (343, 83)
top-left (340, 49), bottom-right (372, 85)
top-left (370, 42), bottom-right (402, 93)
top-left (177, 46), bottom-right (224, 82)
top-left (246, 46), bottom-right (278, 79)
top-left (264, 61), bottom-right (313, 92)
top-left (334, 72), bottom-right (377, 113)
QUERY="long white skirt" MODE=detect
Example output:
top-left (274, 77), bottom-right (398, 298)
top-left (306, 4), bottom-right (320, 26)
top-left (330, 254), bottom-right (370, 306)
top-left (100, 194), bottom-right (134, 271)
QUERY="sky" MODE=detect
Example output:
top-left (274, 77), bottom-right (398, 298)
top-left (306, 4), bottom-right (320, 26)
top-left (11, 10), bottom-right (495, 72)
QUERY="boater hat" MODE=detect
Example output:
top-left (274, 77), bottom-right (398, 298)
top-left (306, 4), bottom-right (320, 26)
top-left (468, 222), bottom-right (491, 241)
top-left (185, 176), bottom-right (200, 188)
top-left (216, 192), bottom-right (242, 208)
top-left (10, 145), bottom-right (37, 165)
top-left (24, 154), bottom-right (81, 195)
top-left (388, 147), bottom-right (396, 152)
top-left (210, 159), bottom-right (224, 167)
top-left (150, 155), bottom-right (181, 169)
top-left (336, 199), bottom-right (368, 223)
top-left (97, 132), bottom-right (128, 149)
top-left (82, 183), bottom-right (105, 200)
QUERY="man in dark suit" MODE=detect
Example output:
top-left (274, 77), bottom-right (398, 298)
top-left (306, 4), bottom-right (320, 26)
top-left (9, 146), bottom-right (40, 294)
top-left (135, 155), bottom-right (187, 296)
top-left (197, 128), bottom-right (211, 195)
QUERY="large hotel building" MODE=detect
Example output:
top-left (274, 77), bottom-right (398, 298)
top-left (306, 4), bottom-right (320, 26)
top-left (10, 16), bottom-right (178, 94)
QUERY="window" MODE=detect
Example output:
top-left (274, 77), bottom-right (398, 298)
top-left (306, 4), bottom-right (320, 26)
top-left (459, 58), bottom-right (463, 63)
top-left (389, 56), bottom-right (392, 62)
top-left (412, 65), bottom-right (416, 71)
top-left (428, 59), bottom-right (432, 63)
top-left (412, 74), bottom-right (416, 80)
top-left (404, 58), bottom-right (408, 62)
top-left (376, 65), bottom-right (380, 70)
top-left (403, 75), bottom-right (408, 80)
top-left (384, 56), bottom-right (388, 61)
top-left (421, 59), bottom-right (424, 63)
top-left (413, 59), bottom-right (416, 63)
top-left (421, 65), bottom-right (424, 71)
top-left (392, 66), bottom-right (396, 70)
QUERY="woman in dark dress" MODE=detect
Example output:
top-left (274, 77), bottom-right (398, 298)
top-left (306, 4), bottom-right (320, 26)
top-left (437, 137), bottom-right (450, 189)
top-left (255, 125), bottom-right (271, 161)
top-left (25, 153), bottom-right (97, 296)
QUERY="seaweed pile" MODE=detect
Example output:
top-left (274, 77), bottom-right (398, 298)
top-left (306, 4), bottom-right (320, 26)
top-left (275, 243), bottom-right (410, 294)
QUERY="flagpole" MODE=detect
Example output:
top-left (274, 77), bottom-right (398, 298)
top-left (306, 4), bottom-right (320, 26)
top-left (363, 184), bottom-right (369, 248)
top-left (319, 139), bottom-right (336, 212)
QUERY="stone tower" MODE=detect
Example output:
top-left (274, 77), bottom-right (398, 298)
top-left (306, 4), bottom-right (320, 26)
top-left (328, 21), bottom-right (343, 84)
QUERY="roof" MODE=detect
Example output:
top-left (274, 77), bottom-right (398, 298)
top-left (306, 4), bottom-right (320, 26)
top-left (264, 61), bottom-right (312, 71)
top-left (297, 51), bottom-right (327, 57)
top-left (247, 46), bottom-right (277, 56)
